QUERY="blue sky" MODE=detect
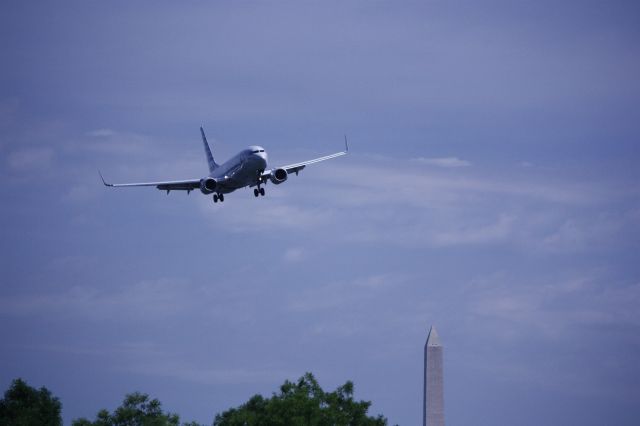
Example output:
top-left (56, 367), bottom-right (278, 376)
top-left (1, 1), bottom-right (639, 425)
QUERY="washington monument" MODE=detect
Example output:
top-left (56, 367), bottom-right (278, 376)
top-left (423, 326), bottom-right (444, 426)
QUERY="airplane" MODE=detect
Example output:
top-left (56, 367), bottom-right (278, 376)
top-left (100, 127), bottom-right (348, 203)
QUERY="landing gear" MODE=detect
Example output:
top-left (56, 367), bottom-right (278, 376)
top-left (213, 193), bottom-right (225, 203)
top-left (254, 170), bottom-right (266, 198)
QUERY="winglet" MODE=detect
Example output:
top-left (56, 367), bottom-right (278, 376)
top-left (98, 170), bottom-right (113, 187)
top-left (344, 135), bottom-right (349, 153)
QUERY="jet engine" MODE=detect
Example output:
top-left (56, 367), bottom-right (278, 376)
top-left (269, 168), bottom-right (288, 185)
top-left (200, 177), bottom-right (217, 194)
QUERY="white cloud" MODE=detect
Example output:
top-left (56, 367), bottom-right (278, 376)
top-left (466, 273), bottom-right (640, 338)
top-left (197, 193), bottom-right (334, 232)
top-left (121, 349), bottom-right (295, 385)
top-left (83, 128), bottom-right (153, 155)
top-left (413, 156), bottom-right (471, 168)
top-left (287, 274), bottom-right (402, 313)
top-left (86, 128), bottom-right (116, 138)
top-left (64, 184), bottom-right (97, 202)
top-left (352, 274), bottom-right (403, 289)
top-left (0, 278), bottom-right (194, 320)
top-left (0, 274), bottom-right (268, 331)
top-left (283, 247), bottom-right (305, 263)
top-left (432, 214), bottom-right (514, 246)
top-left (183, 155), bottom-right (625, 256)
top-left (314, 158), bottom-right (602, 207)
top-left (7, 147), bottom-right (54, 171)
top-left (540, 216), bottom-right (622, 253)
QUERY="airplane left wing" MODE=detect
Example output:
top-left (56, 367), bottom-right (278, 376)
top-left (260, 137), bottom-right (348, 181)
top-left (99, 171), bottom-right (201, 192)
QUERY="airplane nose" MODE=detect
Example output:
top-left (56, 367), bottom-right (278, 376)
top-left (253, 153), bottom-right (267, 169)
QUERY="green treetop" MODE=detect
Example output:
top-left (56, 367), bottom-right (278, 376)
top-left (214, 372), bottom-right (388, 426)
top-left (72, 392), bottom-right (181, 426)
top-left (0, 378), bottom-right (63, 426)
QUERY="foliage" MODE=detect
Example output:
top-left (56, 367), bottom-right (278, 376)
top-left (0, 378), bottom-right (63, 426)
top-left (2, 374), bottom-right (389, 426)
top-left (213, 372), bottom-right (388, 426)
top-left (71, 392), bottom-right (195, 426)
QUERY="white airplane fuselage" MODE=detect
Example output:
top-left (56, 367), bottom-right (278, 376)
top-left (209, 146), bottom-right (268, 194)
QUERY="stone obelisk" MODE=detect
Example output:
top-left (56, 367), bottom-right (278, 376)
top-left (423, 326), bottom-right (444, 426)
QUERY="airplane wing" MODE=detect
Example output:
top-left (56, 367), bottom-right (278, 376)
top-left (260, 137), bottom-right (348, 181)
top-left (99, 171), bottom-right (200, 192)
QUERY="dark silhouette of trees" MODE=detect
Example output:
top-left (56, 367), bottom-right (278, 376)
top-left (72, 392), bottom-right (183, 426)
top-left (214, 372), bottom-right (388, 426)
top-left (0, 378), bottom-right (62, 426)
top-left (2, 373), bottom-right (390, 425)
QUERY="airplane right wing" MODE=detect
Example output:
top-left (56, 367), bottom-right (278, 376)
top-left (99, 171), bottom-right (201, 192)
top-left (260, 137), bottom-right (348, 182)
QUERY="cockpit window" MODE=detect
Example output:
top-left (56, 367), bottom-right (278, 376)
top-left (252, 149), bottom-right (265, 153)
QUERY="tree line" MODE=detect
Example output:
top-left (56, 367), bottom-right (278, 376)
top-left (0, 373), bottom-right (390, 425)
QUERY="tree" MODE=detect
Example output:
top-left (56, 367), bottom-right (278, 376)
top-left (213, 372), bottom-right (388, 426)
top-left (0, 378), bottom-right (63, 426)
top-left (72, 392), bottom-right (191, 426)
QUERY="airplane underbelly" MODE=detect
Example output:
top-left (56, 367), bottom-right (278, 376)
top-left (221, 166), bottom-right (259, 192)
top-left (234, 167), bottom-right (258, 186)
top-left (214, 156), bottom-right (265, 193)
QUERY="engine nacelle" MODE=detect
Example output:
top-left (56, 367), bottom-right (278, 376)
top-left (269, 168), bottom-right (288, 185)
top-left (200, 177), bottom-right (217, 194)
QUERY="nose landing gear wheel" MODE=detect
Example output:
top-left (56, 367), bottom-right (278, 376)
top-left (254, 188), bottom-right (259, 197)
top-left (259, 187), bottom-right (265, 196)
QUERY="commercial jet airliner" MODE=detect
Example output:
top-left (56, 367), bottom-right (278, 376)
top-left (100, 127), bottom-right (348, 202)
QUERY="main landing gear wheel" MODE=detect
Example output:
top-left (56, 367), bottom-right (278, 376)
top-left (213, 193), bottom-right (224, 203)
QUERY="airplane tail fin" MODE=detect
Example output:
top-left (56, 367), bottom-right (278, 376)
top-left (200, 126), bottom-right (219, 172)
